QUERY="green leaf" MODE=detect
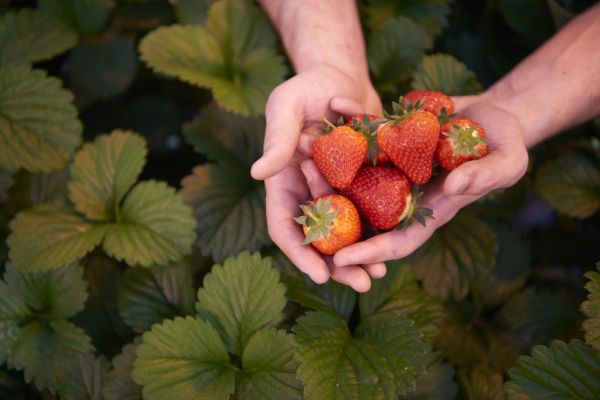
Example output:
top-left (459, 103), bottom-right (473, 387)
top-left (505, 340), bottom-right (600, 399)
top-left (0, 8), bottom-right (77, 65)
top-left (0, 65), bottom-right (82, 172)
top-left (174, 0), bottom-right (213, 24)
top-left (8, 320), bottom-right (94, 391)
top-left (582, 264), bottom-right (600, 351)
top-left (360, 262), bottom-right (443, 340)
top-left (104, 341), bottom-right (142, 400)
top-left (408, 211), bottom-right (497, 300)
top-left (69, 36), bottom-right (138, 99)
top-left (401, 351), bottom-right (457, 400)
top-left (238, 329), bottom-right (302, 399)
top-left (0, 168), bottom-right (13, 202)
top-left (38, 0), bottom-right (114, 34)
top-left (103, 180), bottom-right (197, 267)
top-left (180, 163), bottom-right (269, 262)
top-left (457, 365), bottom-right (504, 400)
top-left (59, 354), bottom-right (107, 400)
top-left (139, 0), bottom-right (288, 115)
top-left (133, 316), bottom-right (236, 400)
top-left (411, 54), bottom-right (483, 96)
top-left (183, 104), bottom-right (264, 166)
top-left (4, 263), bottom-right (87, 319)
top-left (547, 0), bottom-right (577, 29)
top-left (535, 155), bottom-right (600, 219)
top-left (365, 0), bottom-right (453, 37)
top-left (118, 262), bottom-right (195, 333)
top-left (494, 288), bottom-right (575, 354)
top-left (479, 224), bottom-right (530, 307)
top-left (196, 252), bottom-right (286, 355)
top-left (68, 130), bottom-right (148, 222)
top-left (368, 16), bottom-right (431, 90)
top-left (499, 0), bottom-right (554, 43)
top-left (0, 281), bottom-right (29, 365)
top-left (294, 311), bottom-right (426, 399)
top-left (8, 204), bottom-right (109, 271)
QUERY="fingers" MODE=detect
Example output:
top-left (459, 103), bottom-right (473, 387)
top-left (300, 159), bottom-right (334, 199)
top-left (325, 257), bottom-right (372, 292)
top-left (265, 167), bottom-right (330, 284)
top-left (363, 263), bottom-right (387, 279)
top-left (443, 146), bottom-right (528, 196)
top-left (251, 86), bottom-right (304, 180)
top-left (330, 97), bottom-right (365, 117)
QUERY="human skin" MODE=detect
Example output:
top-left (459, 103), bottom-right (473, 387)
top-left (253, 1), bottom-right (600, 291)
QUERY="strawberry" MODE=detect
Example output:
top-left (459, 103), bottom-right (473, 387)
top-left (435, 118), bottom-right (488, 171)
top-left (295, 194), bottom-right (362, 255)
top-left (312, 125), bottom-right (368, 189)
top-left (340, 166), bottom-right (433, 230)
top-left (404, 90), bottom-right (455, 122)
top-left (345, 113), bottom-right (389, 165)
top-left (378, 100), bottom-right (440, 185)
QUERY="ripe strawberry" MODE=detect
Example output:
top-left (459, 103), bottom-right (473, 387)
top-left (341, 166), bottom-right (433, 230)
top-left (312, 125), bottom-right (368, 189)
top-left (404, 90), bottom-right (455, 122)
top-left (295, 194), bottom-right (361, 255)
top-left (378, 103), bottom-right (440, 185)
top-left (435, 118), bottom-right (488, 171)
top-left (345, 114), bottom-right (389, 165)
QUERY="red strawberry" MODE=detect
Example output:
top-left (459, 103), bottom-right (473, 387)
top-left (295, 194), bottom-right (362, 255)
top-left (341, 166), bottom-right (433, 230)
top-left (404, 90), bottom-right (455, 121)
top-left (435, 118), bottom-right (488, 171)
top-left (378, 106), bottom-right (440, 185)
top-left (345, 113), bottom-right (389, 165)
top-left (312, 125), bottom-right (368, 189)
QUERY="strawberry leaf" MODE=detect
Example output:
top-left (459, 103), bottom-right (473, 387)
top-left (8, 204), bottom-right (109, 272)
top-left (365, 0), bottom-right (452, 37)
top-left (103, 341), bottom-right (142, 400)
top-left (174, 0), bottom-right (212, 24)
top-left (0, 65), bottom-right (82, 172)
top-left (0, 8), bottom-right (77, 65)
top-left (359, 262), bottom-right (444, 340)
top-left (180, 163), bottom-right (269, 262)
top-left (59, 354), bottom-right (107, 400)
top-left (133, 316), bottom-right (236, 400)
top-left (238, 329), bottom-right (302, 399)
top-left (535, 155), bottom-right (600, 219)
top-left (411, 54), bottom-right (482, 96)
top-left (117, 262), bottom-right (196, 333)
top-left (68, 131), bottom-right (147, 222)
top-left (582, 263), bottom-right (600, 351)
top-left (102, 180), bottom-right (197, 267)
top-left (38, 0), bottom-right (114, 33)
top-left (195, 252), bottom-right (286, 356)
top-left (294, 311), bottom-right (427, 399)
top-left (139, 0), bottom-right (287, 116)
top-left (68, 35), bottom-right (138, 99)
top-left (401, 351), bottom-right (457, 400)
top-left (457, 365), bottom-right (504, 400)
top-left (408, 211), bottom-right (498, 300)
top-left (504, 340), bottom-right (600, 399)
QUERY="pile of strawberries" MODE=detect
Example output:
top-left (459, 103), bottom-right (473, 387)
top-left (295, 90), bottom-right (489, 255)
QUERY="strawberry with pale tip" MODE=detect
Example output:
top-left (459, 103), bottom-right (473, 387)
top-left (295, 194), bottom-right (362, 255)
top-left (378, 97), bottom-right (440, 185)
top-left (435, 118), bottom-right (488, 171)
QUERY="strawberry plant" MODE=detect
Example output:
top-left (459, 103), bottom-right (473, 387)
top-left (1, 0), bottom-right (600, 399)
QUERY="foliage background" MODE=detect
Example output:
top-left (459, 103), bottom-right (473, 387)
top-left (1, 0), bottom-right (600, 399)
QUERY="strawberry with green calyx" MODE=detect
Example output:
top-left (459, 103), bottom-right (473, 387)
top-left (340, 166), bottom-right (434, 230)
top-left (312, 123), bottom-right (368, 189)
top-left (294, 194), bottom-right (362, 255)
top-left (435, 118), bottom-right (488, 171)
top-left (404, 90), bottom-right (455, 122)
top-left (379, 98), bottom-right (440, 185)
top-left (345, 113), bottom-right (389, 165)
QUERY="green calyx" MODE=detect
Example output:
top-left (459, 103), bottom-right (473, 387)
top-left (294, 197), bottom-right (339, 244)
top-left (397, 185), bottom-right (434, 230)
top-left (445, 123), bottom-right (487, 157)
top-left (349, 114), bottom-right (387, 165)
top-left (320, 116), bottom-right (345, 133)
top-left (384, 96), bottom-right (425, 126)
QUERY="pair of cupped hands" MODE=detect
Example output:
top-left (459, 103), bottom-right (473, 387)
top-left (250, 64), bottom-right (529, 292)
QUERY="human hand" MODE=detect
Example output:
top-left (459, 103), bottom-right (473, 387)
top-left (251, 64), bottom-right (386, 292)
top-left (332, 93), bottom-right (529, 267)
